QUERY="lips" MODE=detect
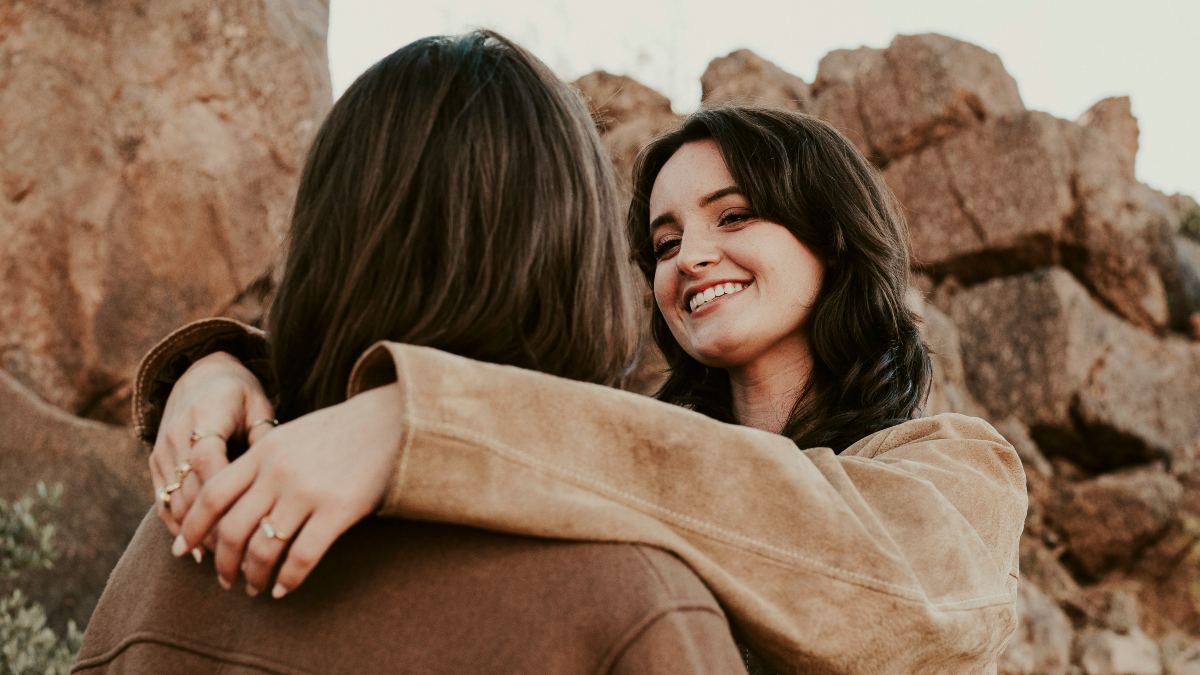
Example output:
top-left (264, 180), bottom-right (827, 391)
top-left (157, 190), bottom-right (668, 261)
top-left (685, 280), bottom-right (752, 313)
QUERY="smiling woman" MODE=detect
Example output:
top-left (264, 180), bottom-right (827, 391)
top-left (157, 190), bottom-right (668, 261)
top-left (629, 108), bottom-right (931, 450)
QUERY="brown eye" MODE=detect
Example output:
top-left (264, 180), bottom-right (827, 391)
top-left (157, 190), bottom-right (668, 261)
top-left (718, 210), bottom-right (754, 227)
top-left (653, 238), bottom-right (680, 259)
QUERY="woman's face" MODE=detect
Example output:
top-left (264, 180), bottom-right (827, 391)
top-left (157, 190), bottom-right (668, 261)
top-left (649, 140), bottom-right (825, 371)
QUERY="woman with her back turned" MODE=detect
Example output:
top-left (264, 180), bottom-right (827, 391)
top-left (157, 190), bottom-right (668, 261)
top-left (131, 38), bottom-right (1027, 675)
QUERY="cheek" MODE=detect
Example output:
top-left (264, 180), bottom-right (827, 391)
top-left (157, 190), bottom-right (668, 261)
top-left (652, 267), bottom-right (676, 315)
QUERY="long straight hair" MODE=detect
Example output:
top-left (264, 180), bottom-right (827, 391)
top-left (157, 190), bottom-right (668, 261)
top-left (628, 108), bottom-right (931, 452)
top-left (269, 31), bottom-right (639, 421)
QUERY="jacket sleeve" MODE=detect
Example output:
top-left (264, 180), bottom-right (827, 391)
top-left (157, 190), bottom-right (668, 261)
top-left (131, 317), bottom-right (272, 447)
top-left (347, 341), bottom-right (1027, 674)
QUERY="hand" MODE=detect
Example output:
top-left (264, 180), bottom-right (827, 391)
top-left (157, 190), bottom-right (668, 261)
top-left (150, 352), bottom-right (276, 539)
top-left (170, 383), bottom-right (405, 598)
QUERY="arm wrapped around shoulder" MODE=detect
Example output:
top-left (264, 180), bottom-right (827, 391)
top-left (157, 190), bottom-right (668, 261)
top-left (347, 341), bottom-right (1028, 673)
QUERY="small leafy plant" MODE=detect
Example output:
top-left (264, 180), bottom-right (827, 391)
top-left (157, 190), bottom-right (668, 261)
top-left (0, 482), bottom-right (81, 674)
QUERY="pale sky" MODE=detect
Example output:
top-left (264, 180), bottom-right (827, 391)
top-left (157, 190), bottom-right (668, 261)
top-left (329, 0), bottom-right (1198, 200)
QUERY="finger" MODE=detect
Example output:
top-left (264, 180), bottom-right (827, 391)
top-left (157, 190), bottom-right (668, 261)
top-left (171, 471), bottom-right (203, 526)
top-left (188, 434), bottom-right (231, 482)
top-left (149, 457), bottom-right (179, 535)
top-left (240, 499), bottom-right (310, 597)
top-left (212, 481), bottom-right (277, 591)
top-left (176, 454), bottom-right (259, 555)
top-left (271, 510), bottom-right (350, 599)
top-left (242, 385), bottom-right (277, 444)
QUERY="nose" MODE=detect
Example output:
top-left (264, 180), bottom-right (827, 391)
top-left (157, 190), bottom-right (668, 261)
top-left (674, 231), bottom-right (721, 276)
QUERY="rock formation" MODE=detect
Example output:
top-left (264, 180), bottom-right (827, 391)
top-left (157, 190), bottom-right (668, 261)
top-left (0, 0), bottom-right (331, 424)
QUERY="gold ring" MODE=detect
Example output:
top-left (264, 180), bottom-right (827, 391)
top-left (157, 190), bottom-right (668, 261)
top-left (189, 429), bottom-right (228, 447)
top-left (174, 461), bottom-right (193, 482)
top-left (156, 485), bottom-right (179, 507)
top-left (259, 518), bottom-right (289, 541)
top-left (248, 418), bottom-right (279, 430)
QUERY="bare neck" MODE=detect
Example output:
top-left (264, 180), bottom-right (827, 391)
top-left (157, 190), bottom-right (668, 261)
top-left (728, 345), bottom-right (814, 434)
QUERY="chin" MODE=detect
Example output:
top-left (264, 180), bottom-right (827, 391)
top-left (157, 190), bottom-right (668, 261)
top-left (684, 341), bottom-right (750, 370)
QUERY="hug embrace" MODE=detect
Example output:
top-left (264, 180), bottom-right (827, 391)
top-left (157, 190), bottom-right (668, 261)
top-left (73, 30), bottom-right (1027, 675)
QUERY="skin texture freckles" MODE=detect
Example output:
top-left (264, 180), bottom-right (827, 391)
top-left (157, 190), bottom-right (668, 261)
top-left (649, 139), bottom-right (825, 432)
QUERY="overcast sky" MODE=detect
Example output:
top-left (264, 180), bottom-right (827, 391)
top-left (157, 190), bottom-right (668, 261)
top-left (328, 0), bottom-right (1198, 200)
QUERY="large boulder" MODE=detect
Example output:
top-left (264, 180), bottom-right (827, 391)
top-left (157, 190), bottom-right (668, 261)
top-left (810, 33), bottom-right (1024, 163)
top-left (887, 110), bottom-right (1178, 331)
top-left (0, 369), bottom-right (147, 631)
top-left (944, 268), bottom-right (1200, 470)
top-left (0, 0), bottom-right (331, 421)
top-left (1077, 96), bottom-right (1139, 180)
top-left (700, 49), bottom-right (812, 112)
top-left (574, 71), bottom-right (681, 196)
top-left (1075, 627), bottom-right (1163, 675)
top-left (998, 580), bottom-right (1074, 675)
top-left (885, 111), bottom-right (1071, 281)
top-left (1047, 468), bottom-right (1183, 579)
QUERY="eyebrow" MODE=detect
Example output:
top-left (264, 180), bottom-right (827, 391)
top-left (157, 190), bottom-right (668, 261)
top-left (700, 185), bottom-right (741, 206)
top-left (648, 186), bottom-right (743, 233)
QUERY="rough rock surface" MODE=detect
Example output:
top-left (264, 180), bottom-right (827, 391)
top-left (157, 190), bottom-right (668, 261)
top-left (999, 580), bottom-right (1074, 675)
top-left (810, 33), bottom-right (1024, 162)
top-left (945, 268), bottom-right (1200, 470)
top-left (0, 369), bottom-right (147, 630)
top-left (700, 49), bottom-right (812, 111)
top-left (0, 0), bottom-right (331, 421)
top-left (1078, 96), bottom-right (1139, 180)
top-left (1076, 627), bottom-right (1164, 675)
top-left (1048, 468), bottom-right (1183, 578)
top-left (887, 110), bottom-right (1178, 331)
top-left (574, 71), bottom-right (681, 196)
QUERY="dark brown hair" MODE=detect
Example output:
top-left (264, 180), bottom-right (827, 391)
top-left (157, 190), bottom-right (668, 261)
top-left (628, 107), bottom-right (931, 452)
top-left (269, 31), bottom-right (638, 421)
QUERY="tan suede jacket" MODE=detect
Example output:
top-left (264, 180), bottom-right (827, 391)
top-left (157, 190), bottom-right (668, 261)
top-left (133, 318), bottom-right (1028, 675)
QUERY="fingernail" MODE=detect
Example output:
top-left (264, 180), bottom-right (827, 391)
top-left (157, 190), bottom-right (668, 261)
top-left (245, 584), bottom-right (260, 598)
top-left (271, 583), bottom-right (288, 599)
top-left (217, 575), bottom-right (232, 591)
top-left (191, 548), bottom-right (204, 564)
top-left (171, 535), bottom-right (188, 557)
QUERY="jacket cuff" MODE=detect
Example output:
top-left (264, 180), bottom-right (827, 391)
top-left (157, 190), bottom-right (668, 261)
top-left (132, 317), bottom-right (272, 447)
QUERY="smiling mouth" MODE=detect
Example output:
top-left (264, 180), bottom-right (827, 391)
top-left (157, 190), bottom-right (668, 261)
top-left (687, 281), bottom-right (751, 313)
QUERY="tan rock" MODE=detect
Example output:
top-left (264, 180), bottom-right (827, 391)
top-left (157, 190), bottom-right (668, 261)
top-left (1160, 632), bottom-right (1200, 675)
top-left (887, 111), bottom-right (1072, 280)
top-left (1076, 627), bottom-right (1163, 675)
top-left (0, 0), bottom-right (330, 417)
top-left (1062, 123), bottom-right (1176, 331)
top-left (700, 49), bottom-right (812, 112)
top-left (945, 268), bottom-right (1200, 470)
top-left (811, 33), bottom-right (1024, 162)
top-left (1078, 96), bottom-right (1139, 179)
top-left (573, 71), bottom-right (681, 195)
top-left (907, 288), bottom-right (987, 417)
top-left (0, 369), bottom-right (147, 630)
top-left (999, 580), bottom-right (1073, 675)
top-left (1050, 468), bottom-right (1182, 579)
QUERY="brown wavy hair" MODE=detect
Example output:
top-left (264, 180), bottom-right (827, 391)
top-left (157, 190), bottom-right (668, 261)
top-left (269, 31), bottom-right (638, 421)
top-left (627, 108), bottom-right (931, 452)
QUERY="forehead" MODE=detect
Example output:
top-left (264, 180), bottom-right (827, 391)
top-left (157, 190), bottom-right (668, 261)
top-left (649, 139), bottom-right (736, 214)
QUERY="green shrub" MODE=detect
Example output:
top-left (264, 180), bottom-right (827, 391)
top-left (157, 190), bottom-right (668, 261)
top-left (1, 483), bottom-right (61, 580)
top-left (1182, 207), bottom-right (1200, 242)
top-left (0, 590), bottom-right (81, 675)
top-left (0, 483), bottom-right (80, 674)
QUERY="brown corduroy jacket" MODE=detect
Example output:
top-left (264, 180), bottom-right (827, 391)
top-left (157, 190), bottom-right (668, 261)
top-left (75, 511), bottom-right (746, 674)
top-left (127, 317), bottom-right (1029, 674)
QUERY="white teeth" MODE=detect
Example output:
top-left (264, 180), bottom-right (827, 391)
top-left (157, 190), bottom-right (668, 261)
top-left (689, 282), bottom-right (748, 312)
